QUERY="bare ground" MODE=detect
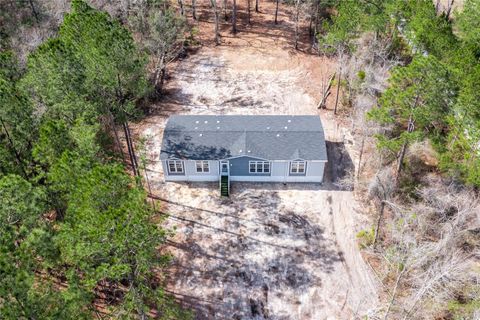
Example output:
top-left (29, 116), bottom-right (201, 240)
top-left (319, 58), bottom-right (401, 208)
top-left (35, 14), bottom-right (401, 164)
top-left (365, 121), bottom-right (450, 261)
top-left (130, 2), bottom-right (379, 318)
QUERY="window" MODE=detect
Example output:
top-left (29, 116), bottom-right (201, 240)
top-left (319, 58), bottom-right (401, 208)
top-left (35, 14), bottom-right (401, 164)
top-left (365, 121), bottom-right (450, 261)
top-left (221, 161), bottom-right (228, 173)
top-left (290, 161), bottom-right (306, 174)
top-left (249, 161), bottom-right (270, 173)
top-left (195, 160), bottom-right (209, 173)
top-left (167, 160), bottom-right (184, 173)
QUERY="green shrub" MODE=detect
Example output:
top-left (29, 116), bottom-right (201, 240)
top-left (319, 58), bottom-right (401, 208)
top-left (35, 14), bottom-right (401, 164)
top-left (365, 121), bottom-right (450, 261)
top-left (356, 227), bottom-right (375, 249)
top-left (447, 297), bottom-right (480, 320)
top-left (357, 70), bottom-right (366, 81)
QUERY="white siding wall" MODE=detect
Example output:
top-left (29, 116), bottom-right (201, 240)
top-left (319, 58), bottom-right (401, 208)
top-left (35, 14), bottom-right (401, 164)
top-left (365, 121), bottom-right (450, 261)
top-left (164, 160), bottom-right (325, 183)
top-left (230, 161), bottom-right (325, 183)
top-left (164, 160), bottom-right (220, 182)
top-left (271, 161), bottom-right (287, 177)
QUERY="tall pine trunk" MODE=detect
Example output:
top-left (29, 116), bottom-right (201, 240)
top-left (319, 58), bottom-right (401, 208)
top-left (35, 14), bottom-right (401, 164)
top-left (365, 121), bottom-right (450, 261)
top-left (373, 201), bottom-right (385, 248)
top-left (0, 117), bottom-right (27, 178)
top-left (294, 0), bottom-right (300, 50)
top-left (153, 54), bottom-right (166, 96)
top-left (108, 111), bottom-right (125, 163)
top-left (255, 0), bottom-right (259, 12)
top-left (357, 134), bottom-right (365, 177)
top-left (308, 8), bottom-right (314, 37)
top-left (396, 115), bottom-right (414, 181)
top-left (122, 121), bottom-right (136, 175)
top-left (274, 0), bottom-right (279, 24)
top-left (396, 90), bottom-right (418, 182)
top-left (334, 69), bottom-right (341, 114)
top-left (126, 122), bottom-right (141, 183)
top-left (123, 122), bottom-right (139, 177)
top-left (115, 74), bottom-right (140, 179)
top-left (192, 0), bottom-right (197, 20)
top-left (178, 0), bottom-right (184, 15)
top-left (247, 0), bottom-right (251, 24)
top-left (232, 0), bottom-right (237, 33)
top-left (396, 140), bottom-right (408, 180)
top-left (313, 2), bottom-right (319, 49)
top-left (446, 0), bottom-right (454, 19)
top-left (223, 0), bottom-right (228, 20)
top-left (211, 0), bottom-right (220, 45)
top-left (28, 0), bottom-right (39, 23)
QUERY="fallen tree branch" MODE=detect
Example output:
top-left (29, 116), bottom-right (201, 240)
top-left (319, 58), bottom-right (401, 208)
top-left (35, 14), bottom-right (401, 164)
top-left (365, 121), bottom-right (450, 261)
top-left (317, 72), bottom-right (335, 109)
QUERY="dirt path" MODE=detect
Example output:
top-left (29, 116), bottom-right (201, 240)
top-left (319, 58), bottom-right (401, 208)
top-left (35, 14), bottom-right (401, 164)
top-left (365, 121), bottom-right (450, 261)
top-left (131, 2), bottom-right (379, 318)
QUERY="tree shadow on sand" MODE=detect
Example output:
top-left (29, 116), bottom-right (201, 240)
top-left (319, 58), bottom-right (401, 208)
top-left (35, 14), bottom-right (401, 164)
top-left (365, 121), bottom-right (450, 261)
top-left (324, 140), bottom-right (354, 191)
top-left (163, 189), bottom-right (343, 319)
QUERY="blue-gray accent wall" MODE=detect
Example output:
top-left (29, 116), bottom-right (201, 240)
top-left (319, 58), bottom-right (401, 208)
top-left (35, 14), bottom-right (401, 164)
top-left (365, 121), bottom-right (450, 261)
top-left (228, 156), bottom-right (271, 176)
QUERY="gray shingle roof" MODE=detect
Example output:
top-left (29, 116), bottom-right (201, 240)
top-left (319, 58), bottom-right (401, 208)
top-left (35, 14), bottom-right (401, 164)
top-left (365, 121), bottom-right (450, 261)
top-left (160, 115), bottom-right (328, 161)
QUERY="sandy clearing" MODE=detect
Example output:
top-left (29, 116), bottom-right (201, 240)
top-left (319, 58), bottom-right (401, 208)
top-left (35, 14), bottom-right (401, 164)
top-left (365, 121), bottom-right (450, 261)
top-left (130, 2), bottom-right (379, 318)
top-left (153, 183), bottom-right (376, 319)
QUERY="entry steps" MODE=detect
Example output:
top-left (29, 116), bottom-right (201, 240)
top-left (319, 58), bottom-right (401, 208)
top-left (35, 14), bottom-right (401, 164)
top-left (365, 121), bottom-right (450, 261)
top-left (220, 175), bottom-right (229, 196)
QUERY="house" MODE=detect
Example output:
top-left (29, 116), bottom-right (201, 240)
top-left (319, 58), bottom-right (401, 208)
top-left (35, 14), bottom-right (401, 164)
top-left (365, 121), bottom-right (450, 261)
top-left (160, 115), bottom-right (328, 195)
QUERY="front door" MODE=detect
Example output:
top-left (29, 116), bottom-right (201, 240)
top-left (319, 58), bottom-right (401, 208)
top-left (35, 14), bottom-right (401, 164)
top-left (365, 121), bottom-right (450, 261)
top-left (220, 160), bottom-right (229, 176)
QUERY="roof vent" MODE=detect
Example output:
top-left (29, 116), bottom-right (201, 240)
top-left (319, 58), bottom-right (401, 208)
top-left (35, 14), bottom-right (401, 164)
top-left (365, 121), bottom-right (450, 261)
top-left (216, 120), bottom-right (220, 123)
top-left (194, 127), bottom-right (198, 130)
top-left (204, 121), bottom-right (208, 124)
top-left (267, 127), bottom-right (270, 130)
top-left (216, 126), bottom-right (220, 130)
top-left (247, 150), bottom-right (251, 153)
top-left (284, 126), bottom-right (288, 130)
top-left (239, 149), bottom-right (243, 153)
top-left (276, 134), bottom-right (280, 137)
top-left (199, 133), bottom-right (203, 137)
top-left (195, 121), bottom-right (199, 124)
top-left (288, 119), bottom-right (291, 123)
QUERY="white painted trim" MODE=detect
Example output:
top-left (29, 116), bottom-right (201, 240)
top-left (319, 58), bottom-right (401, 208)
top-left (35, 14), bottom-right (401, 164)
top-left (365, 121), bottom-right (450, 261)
top-left (230, 175), bottom-right (323, 183)
top-left (225, 155), bottom-right (269, 161)
top-left (166, 159), bottom-right (185, 174)
top-left (163, 160), bottom-right (168, 176)
top-left (165, 175), bottom-right (219, 182)
top-left (248, 161), bottom-right (271, 174)
top-left (289, 160), bottom-right (306, 174)
top-left (164, 175), bottom-right (323, 183)
top-left (271, 159), bottom-right (327, 163)
top-left (194, 160), bottom-right (210, 173)
top-left (164, 158), bottom-right (327, 162)
top-left (220, 160), bottom-right (230, 176)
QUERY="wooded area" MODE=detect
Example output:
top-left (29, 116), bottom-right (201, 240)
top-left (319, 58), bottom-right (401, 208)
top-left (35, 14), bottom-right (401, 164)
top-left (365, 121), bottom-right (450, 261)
top-left (0, 0), bottom-right (479, 319)
top-left (1, 1), bottom-right (191, 318)
top-left (322, 1), bottom-right (480, 318)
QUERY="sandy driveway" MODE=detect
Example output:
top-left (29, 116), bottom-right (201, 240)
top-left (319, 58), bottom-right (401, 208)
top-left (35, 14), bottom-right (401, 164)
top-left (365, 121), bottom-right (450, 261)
top-left (153, 181), bottom-right (377, 320)
top-left (131, 6), bottom-right (379, 318)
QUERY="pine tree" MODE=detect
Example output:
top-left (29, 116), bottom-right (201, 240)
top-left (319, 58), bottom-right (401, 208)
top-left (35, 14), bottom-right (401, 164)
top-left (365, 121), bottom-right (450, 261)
top-left (369, 55), bottom-right (457, 178)
top-left (0, 175), bottom-right (90, 319)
